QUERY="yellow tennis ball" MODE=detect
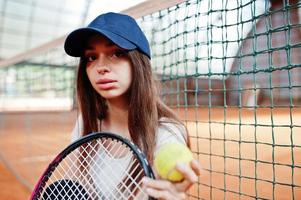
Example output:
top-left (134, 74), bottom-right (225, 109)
top-left (154, 142), bottom-right (193, 182)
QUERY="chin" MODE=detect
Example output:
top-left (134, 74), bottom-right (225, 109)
top-left (99, 92), bottom-right (123, 99)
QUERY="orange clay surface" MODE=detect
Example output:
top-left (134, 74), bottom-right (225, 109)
top-left (0, 108), bottom-right (300, 199)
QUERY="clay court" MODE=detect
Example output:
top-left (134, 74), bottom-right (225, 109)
top-left (0, 108), bottom-right (300, 199)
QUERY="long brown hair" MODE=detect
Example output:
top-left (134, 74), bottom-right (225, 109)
top-left (77, 49), bottom-right (188, 162)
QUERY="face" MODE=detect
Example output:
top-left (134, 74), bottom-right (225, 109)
top-left (84, 35), bottom-right (132, 102)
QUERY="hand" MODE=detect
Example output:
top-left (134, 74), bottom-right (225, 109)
top-left (142, 159), bottom-right (201, 200)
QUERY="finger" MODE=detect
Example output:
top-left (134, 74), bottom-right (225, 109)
top-left (176, 162), bottom-right (198, 183)
top-left (190, 159), bottom-right (202, 176)
top-left (174, 179), bottom-right (193, 192)
top-left (145, 187), bottom-right (173, 199)
top-left (142, 177), bottom-right (173, 191)
top-left (145, 187), bottom-right (186, 200)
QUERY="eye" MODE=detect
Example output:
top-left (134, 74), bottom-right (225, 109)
top-left (86, 55), bottom-right (97, 62)
top-left (84, 52), bottom-right (97, 62)
top-left (111, 50), bottom-right (127, 58)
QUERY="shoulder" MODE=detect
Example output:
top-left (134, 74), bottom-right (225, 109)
top-left (155, 117), bottom-right (188, 150)
top-left (70, 114), bottom-right (83, 142)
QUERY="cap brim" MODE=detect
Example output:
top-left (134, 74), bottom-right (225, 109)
top-left (64, 28), bottom-right (137, 57)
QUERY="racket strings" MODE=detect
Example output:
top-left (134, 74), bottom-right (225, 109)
top-left (42, 179), bottom-right (90, 200)
top-left (92, 139), bottom-right (148, 199)
top-left (41, 144), bottom-right (99, 199)
top-left (91, 139), bottom-right (133, 198)
top-left (38, 137), bottom-right (150, 199)
top-left (77, 142), bottom-right (104, 198)
top-left (92, 142), bottom-right (132, 198)
top-left (41, 152), bottom-right (94, 199)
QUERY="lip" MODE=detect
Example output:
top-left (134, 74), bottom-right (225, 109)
top-left (96, 78), bottom-right (117, 90)
top-left (96, 78), bottom-right (117, 84)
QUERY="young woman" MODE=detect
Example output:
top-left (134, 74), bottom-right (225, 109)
top-left (65, 12), bottom-right (201, 199)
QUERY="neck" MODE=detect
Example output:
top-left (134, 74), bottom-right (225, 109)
top-left (102, 98), bottom-right (130, 138)
top-left (107, 100), bottom-right (128, 124)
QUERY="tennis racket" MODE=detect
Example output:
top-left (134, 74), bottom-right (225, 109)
top-left (30, 132), bottom-right (155, 200)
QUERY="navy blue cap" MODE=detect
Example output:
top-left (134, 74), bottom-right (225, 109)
top-left (64, 12), bottom-right (151, 58)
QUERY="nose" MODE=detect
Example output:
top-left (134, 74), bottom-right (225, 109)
top-left (96, 65), bottom-right (110, 75)
top-left (96, 55), bottom-right (111, 75)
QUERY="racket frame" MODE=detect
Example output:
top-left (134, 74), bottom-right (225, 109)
top-left (30, 132), bottom-right (155, 200)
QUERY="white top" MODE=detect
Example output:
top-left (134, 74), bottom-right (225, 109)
top-left (71, 115), bottom-right (187, 152)
top-left (70, 115), bottom-right (187, 199)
